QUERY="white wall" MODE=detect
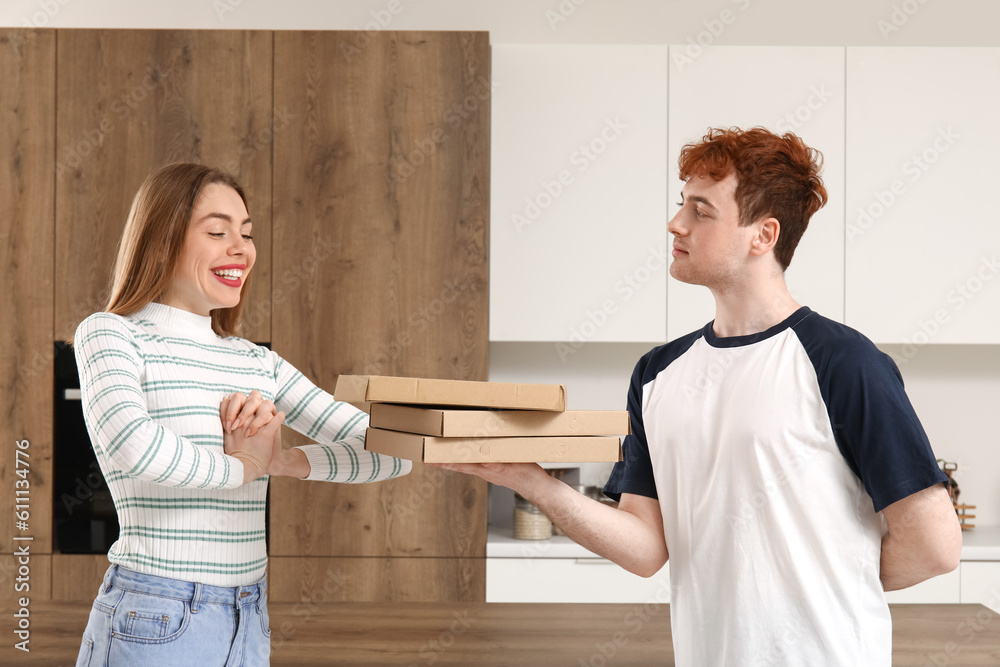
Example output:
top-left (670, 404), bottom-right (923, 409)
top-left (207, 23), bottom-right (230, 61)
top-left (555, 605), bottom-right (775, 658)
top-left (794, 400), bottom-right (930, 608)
top-left (5, 0), bottom-right (997, 524)
top-left (2, 0), bottom-right (999, 46)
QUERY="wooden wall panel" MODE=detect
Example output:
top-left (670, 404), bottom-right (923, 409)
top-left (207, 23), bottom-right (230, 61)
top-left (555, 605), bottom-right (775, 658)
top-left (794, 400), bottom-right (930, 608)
top-left (50, 554), bottom-right (108, 601)
top-left (0, 30), bottom-right (55, 555)
top-left (54, 29), bottom-right (274, 342)
top-left (268, 557), bottom-right (484, 603)
top-left (0, 553), bottom-right (52, 602)
top-left (271, 31), bottom-right (490, 566)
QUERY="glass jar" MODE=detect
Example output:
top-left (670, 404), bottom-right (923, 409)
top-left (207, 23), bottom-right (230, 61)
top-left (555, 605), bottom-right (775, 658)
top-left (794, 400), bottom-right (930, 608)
top-left (512, 493), bottom-right (552, 540)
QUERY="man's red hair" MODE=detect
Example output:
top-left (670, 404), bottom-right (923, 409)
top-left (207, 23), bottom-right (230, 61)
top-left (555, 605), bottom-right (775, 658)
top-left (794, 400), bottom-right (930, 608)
top-left (678, 127), bottom-right (828, 270)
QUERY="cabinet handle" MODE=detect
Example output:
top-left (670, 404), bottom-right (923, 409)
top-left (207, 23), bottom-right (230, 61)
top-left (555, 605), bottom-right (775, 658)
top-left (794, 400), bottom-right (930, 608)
top-left (574, 558), bottom-right (615, 565)
top-left (64, 389), bottom-right (82, 400)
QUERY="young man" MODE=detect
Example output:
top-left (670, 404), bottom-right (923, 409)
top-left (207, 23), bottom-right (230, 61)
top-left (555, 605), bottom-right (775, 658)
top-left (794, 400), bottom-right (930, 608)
top-left (434, 127), bottom-right (961, 666)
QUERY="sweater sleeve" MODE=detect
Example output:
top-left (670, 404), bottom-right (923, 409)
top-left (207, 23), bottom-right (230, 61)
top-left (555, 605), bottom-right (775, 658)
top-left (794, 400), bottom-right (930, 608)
top-left (74, 313), bottom-right (244, 490)
top-left (271, 354), bottom-right (412, 483)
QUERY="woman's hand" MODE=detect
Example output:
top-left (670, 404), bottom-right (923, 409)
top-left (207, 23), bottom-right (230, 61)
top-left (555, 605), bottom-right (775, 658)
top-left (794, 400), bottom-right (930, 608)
top-left (221, 390), bottom-right (276, 437)
top-left (223, 409), bottom-right (285, 484)
top-left (220, 392), bottom-right (310, 480)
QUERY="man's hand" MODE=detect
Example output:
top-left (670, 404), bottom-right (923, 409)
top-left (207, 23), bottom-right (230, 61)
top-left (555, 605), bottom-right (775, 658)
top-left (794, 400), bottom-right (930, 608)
top-left (430, 461), bottom-right (550, 498)
top-left (429, 462), bottom-right (668, 577)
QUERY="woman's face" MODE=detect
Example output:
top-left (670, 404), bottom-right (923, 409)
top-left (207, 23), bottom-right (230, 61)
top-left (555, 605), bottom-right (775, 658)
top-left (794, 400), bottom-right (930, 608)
top-left (160, 183), bottom-right (255, 316)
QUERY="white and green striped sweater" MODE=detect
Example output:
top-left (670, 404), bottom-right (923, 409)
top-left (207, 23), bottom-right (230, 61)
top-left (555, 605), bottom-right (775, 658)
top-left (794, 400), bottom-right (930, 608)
top-left (74, 302), bottom-right (411, 586)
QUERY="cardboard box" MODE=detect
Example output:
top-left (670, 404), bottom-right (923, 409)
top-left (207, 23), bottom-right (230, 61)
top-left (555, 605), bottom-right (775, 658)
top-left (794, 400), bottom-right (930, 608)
top-left (365, 427), bottom-right (622, 463)
top-left (369, 404), bottom-right (629, 438)
top-left (334, 375), bottom-right (567, 411)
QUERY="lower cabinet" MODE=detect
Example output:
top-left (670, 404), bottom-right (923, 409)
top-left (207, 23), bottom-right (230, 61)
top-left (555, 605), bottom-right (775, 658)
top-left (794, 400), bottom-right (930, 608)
top-left (51, 553), bottom-right (107, 601)
top-left (268, 557), bottom-right (485, 603)
top-left (960, 562), bottom-right (1000, 614)
top-left (486, 558), bottom-right (670, 604)
top-left (489, 557), bottom-right (1000, 607)
top-left (884, 568), bottom-right (961, 604)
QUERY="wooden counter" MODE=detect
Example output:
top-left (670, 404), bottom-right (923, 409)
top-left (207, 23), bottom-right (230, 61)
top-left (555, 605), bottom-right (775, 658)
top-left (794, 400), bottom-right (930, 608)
top-left (2, 602), bottom-right (998, 665)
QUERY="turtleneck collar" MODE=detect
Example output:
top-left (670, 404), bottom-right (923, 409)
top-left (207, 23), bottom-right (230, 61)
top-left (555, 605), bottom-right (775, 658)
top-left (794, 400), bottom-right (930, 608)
top-left (135, 302), bottom-right (219, 340)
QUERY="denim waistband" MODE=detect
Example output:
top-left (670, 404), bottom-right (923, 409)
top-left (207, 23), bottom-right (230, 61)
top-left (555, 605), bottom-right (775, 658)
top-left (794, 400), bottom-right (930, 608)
top-left (103, 564), bottom-right (266, 609)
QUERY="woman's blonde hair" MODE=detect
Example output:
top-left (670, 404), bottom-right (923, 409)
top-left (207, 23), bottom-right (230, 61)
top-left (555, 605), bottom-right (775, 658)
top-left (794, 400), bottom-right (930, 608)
top-left (104, 162), bottom-right (253, 337)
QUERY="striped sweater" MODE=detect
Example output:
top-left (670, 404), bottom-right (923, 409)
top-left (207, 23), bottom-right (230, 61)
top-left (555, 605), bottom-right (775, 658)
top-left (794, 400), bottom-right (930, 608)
top-left (74, 302), bottom-right (411, 586)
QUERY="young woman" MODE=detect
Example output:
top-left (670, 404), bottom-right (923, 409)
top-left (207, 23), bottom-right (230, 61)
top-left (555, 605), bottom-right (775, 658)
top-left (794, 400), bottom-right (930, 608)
top-left (72, 162), bottom-right (411, 665)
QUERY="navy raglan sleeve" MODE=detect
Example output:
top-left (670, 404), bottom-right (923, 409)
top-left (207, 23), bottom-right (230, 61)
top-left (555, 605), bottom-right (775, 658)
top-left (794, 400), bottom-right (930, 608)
top-left (795, 316), bottom-right (947, 512)
top-left (604, 350), bottom-right (659, 502)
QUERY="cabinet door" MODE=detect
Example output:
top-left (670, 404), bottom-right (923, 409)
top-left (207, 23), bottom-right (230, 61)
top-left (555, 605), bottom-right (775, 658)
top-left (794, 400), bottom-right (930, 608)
top-left (269, 557), bottom-right (484, 603)
top-left (846, 48), bottom-right (1000, 344)
top-left (50, 554), bottom-right (109, 601)
top-left (486, 558), bottom-right (670, 603)
top-left (883, 568), bottom-right (960, 604)
top-left (490, 45), bottom-right (668, 343)
top-left (667, 46), bottom-right (846, 340)
top-left (1, 29), bottom-right (55, 555)
top-left (960, 562), bottom-right (1000, 613)
top-left (54, 29), bottom-right (274, 343)
top-left (270, 32), bottom-right (489, 572)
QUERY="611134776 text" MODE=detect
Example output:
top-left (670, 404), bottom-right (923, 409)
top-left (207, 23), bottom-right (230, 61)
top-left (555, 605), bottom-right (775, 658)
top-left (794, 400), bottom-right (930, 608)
top-left (13, 439), bottom-right (32, 653)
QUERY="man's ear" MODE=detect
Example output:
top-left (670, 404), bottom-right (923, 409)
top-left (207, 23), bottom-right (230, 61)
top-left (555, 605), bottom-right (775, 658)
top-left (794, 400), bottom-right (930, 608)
top-left (750, 217), bottom-right (780, 257)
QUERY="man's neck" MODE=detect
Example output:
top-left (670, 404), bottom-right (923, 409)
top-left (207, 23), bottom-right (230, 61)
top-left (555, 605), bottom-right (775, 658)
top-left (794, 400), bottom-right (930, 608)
top-left (710, 275), bottom-right (801, 338)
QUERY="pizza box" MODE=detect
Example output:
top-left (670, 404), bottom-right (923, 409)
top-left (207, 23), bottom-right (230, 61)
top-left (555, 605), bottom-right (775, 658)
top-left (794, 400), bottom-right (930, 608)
top-left (369, 404), bottom-right (629, 438)
top-left (334, 375), bottom-right (567, 411)
top-left (364, 427), bottom-right (622, 463)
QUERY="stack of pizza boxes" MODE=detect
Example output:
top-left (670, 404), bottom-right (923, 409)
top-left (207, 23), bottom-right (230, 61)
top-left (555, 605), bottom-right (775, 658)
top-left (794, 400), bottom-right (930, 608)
top-left (333, 375), bottom-right (627, 463)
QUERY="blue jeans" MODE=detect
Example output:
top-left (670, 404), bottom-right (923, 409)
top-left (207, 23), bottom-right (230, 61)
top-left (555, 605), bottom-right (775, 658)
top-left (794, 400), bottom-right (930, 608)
top-left (76, 564), bottom-right (271, 666)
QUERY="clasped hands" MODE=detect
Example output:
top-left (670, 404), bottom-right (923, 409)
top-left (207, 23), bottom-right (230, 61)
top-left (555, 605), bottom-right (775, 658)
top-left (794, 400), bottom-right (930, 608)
top-left (220, 390), bottom-right (304, 483)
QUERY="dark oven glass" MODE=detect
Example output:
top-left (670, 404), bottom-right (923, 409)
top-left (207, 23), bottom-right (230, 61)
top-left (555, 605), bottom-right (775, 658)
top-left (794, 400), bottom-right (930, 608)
top-left (54, 341), bottom-right (272, 554)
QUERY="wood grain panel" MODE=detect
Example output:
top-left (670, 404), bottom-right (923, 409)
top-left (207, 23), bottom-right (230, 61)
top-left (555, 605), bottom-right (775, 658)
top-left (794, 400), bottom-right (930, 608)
top-left (267, 557), bottom-right (484, 603)
top-left (0, 30), bottom-right (55, 553)
top-left (50, 553), bottom-right (109, 601)
top-left (3, 602), bottom-right (996, 666)
top-left (54, 29), bottom-right (274, 342)
top-left (0, 553), bottom-right (52, 602)
top-left (271, 31), bottom-right (490, 565)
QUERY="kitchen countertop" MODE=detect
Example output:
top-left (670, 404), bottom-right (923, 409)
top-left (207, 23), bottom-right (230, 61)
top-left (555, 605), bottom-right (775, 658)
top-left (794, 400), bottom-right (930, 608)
top-left (961, 525), bottom-right (1000, 560)
top-left (487, 525), bottom-right (602, 558)
top-left (488, 524), bottom-right (1000, 561)
top-left (3, 601), bottom-right (998, 665)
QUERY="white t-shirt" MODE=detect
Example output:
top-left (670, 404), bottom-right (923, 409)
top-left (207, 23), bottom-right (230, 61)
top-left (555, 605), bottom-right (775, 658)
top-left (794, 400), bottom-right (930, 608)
top-left (605, 307), bottom-right (946, 666)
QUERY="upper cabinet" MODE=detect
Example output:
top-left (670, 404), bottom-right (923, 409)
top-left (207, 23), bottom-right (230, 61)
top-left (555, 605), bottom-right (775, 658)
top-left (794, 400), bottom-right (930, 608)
top-left (490, 44), bottom-right (668, 344)
top-left (491, 45), bottom-right (999, 347)
top-left (667, 46), bottom-right (846, 340)
top-left (490, 45), bottom-right (847, 345)
top-left (54, 30), bottom-right (274, 343)
top-left (1, 29), bottom-right (56, 552)
top-left (845, 48), bottom-right (1000, 345)
top-left (269, 31), bottom-right (490, 582)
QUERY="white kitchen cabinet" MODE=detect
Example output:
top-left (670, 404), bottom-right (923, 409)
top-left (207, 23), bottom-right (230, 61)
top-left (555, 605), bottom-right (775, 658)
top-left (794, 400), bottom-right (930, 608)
top-left (490, 44), bottom-right (668, 343)
top-left (666, 46), bottom-right (846, 340)
top-left (883, 568), bottom-right (961, 604)
top-left (845, 48), bottom-right (1000, 345)
top-left (960, 562), bottom-right (1000, 613)
top-left (487, 557), bottom-right (671, 604)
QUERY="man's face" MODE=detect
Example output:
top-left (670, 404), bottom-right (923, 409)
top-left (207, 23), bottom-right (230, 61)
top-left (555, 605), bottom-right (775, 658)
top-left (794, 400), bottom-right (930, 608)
top-left (667, 173), bottom-right (759, 291)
